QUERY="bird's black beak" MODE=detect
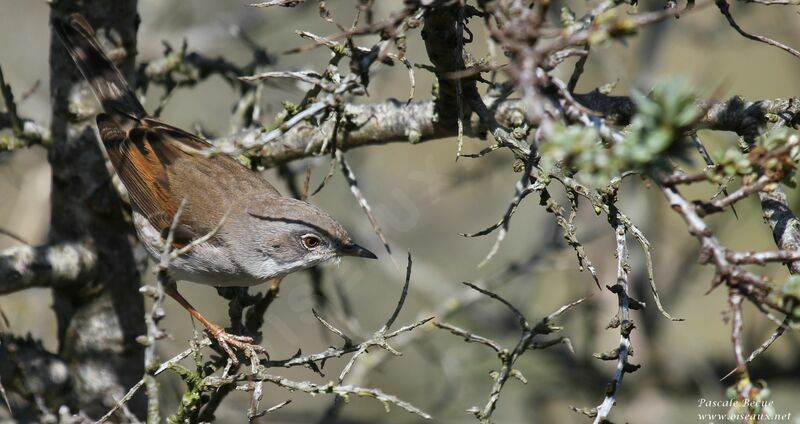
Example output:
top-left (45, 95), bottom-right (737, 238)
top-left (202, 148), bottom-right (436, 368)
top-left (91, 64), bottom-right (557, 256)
top-left (339, 242), bottom-right (377, 259)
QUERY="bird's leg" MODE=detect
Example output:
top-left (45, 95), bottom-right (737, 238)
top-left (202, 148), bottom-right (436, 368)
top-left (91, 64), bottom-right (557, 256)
top-left (165, 284), bottom-right (267, 364)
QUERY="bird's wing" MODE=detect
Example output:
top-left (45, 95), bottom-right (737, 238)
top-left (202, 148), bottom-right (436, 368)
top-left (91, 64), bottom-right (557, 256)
top-left (97, 114), bottom-right (281, 247)
top-left (58, 11), bottom-right (282, 247)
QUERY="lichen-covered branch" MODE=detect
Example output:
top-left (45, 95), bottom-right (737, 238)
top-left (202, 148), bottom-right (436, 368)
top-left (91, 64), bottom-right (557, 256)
top-left (592, 201), bottom-right (640, 423)
top-left (0, 334), bottom-right (71, 418)
top-left (214, 94), bottom-right (800, 170)
top-left (213, 373), bottom-right (432, 420)
top-left (0, 243), bottom-right (96, 294)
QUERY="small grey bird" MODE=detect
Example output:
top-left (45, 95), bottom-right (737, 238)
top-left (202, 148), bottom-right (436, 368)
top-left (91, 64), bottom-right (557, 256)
top-left (54, 13), bottom-right (376, 362)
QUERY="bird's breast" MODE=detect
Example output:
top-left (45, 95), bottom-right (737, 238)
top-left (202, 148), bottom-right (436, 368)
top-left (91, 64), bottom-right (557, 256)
top-left (132, 208), bottom-right (266, 287)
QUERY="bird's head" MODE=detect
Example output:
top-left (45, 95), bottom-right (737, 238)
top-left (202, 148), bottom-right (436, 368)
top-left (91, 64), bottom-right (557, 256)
top-left (225, 195), bottom-right (376, 280)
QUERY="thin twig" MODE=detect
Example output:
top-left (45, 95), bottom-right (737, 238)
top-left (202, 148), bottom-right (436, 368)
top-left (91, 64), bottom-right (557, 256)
top-left (715, 0), bottom-right (800, 59)
top-left (335, 149), bottom-right (395, 265)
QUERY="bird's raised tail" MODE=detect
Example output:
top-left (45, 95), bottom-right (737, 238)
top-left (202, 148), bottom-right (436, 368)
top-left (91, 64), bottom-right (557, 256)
top-left (53, 13), bottom-right (146, 123)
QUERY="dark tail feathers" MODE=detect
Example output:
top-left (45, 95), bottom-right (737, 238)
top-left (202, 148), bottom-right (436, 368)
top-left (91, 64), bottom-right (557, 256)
top-left (53, 13), bottom-right (146, 122)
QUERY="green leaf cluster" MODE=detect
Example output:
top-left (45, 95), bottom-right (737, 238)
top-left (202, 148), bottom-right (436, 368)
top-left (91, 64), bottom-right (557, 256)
top-left (540, 77), bottom-right (699, 186)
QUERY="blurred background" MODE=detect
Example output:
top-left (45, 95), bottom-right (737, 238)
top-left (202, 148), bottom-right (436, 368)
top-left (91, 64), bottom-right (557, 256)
top-left (1, 1), bottom-right (800, 422)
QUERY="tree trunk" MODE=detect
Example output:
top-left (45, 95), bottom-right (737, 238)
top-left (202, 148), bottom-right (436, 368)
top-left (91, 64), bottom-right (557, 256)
top-left (48, 0), bottom-right (145, 418)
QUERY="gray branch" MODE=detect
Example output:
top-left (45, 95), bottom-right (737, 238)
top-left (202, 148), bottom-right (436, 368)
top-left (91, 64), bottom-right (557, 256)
top-left (216, 94), bottom-right (800, 168)
top-left (0, 334), bottom-right (71, 418)
top-left (0, 243), bottom-right (96, 294)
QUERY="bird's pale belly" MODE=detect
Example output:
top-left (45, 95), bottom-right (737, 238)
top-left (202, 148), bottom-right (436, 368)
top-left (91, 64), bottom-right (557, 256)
top-left (132, 209), bottom-right (267, 287)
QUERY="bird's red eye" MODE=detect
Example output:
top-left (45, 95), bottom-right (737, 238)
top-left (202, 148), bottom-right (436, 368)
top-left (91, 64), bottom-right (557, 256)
top-left (301, 234), bottom-right (321, 250)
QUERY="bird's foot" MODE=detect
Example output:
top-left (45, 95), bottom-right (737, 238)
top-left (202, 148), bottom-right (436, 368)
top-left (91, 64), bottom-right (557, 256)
top-left (208, 327), bottom-right (267, 365)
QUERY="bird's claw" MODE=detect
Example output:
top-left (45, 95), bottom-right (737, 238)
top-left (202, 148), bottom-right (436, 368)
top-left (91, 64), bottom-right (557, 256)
top-left (209, 328), bottom-right (267, 365)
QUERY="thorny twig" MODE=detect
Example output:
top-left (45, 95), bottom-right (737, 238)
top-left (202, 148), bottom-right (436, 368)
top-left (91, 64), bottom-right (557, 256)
top-left (216, 373), bottom-right (432, 419)
top-left (335, 149), bottom-right (396, 265)
top-left (141, 199), bottom-right (190, 422)
top-left (336, 253), bottom-right (422, 382)
top-left (98, 252), bottom-right (429, 422)
top-left (590, 199), bottom-right (640, 424)
top-left (435, 282), bottom-right (586, 423)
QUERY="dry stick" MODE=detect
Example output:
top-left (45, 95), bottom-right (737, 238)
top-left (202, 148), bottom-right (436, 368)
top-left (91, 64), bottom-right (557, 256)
top-left (720, 308), bottom-right (793, 381)
top-left (312, 308), bottom-right (354, 346)
top-left (694, 174), bottom-right (773, 217)
top-left (170, 208), bottom-right (231, 260)
top-left (691, 133), bottom-right (738, 218)
top-left (311, 110), bottom-right (341, 196)
top-left (458, 144), bottom-right (501, 158)
top-left (15, 79), bottom-right (40, 104)
top-left (338, 252), bottom-right (415, 383)
top-left (729, 291), bottom-right (748, 375)
top-left (299, 162), bottom-right (313, 201)
top-left (556, 175), bottom-right (681, 320)
top-left (240, 70), bottom-right (334, 91)
top-left (541, 49), bottom-right (589, 73)
top-left (715, 0), bottom-right (800, 58)
top-left (262, 313), bottom-right (431, 370)
top-left (335, 149), bottom-right (397, 268)
top-left (96, 380), bottom-right (145, 424)
top-left (249, 0), bottom-right (306, 7)
top-left (310, 157), bottom-right (338, 196)
top-left (400, 56), bottom-right (416, 104)
top-left (661, 184), bottom-right (782, 312)
top-left (0, 228), bottom-right (30, 245)
top-left (566, 45), bottom-right (590, 93)
top-left (460, 182), bottom-right (540, 238)
top-left (214, 96), bottom-right (800, 169)
top-left (226, 373), bottom-right (432, 419)
top-left (660, 169), bottom-right (715, 186)
top-left (452, 282), bottom-right (587, 423)
top-left (254, 399), bottom-right (292, 419)
top-left (544, 186), bottom-right (601, 288)
top-left (432, 321), bottom-right (504, 354)
top-left (283, 6), bottom-right (411, 55)
top-left (469, 96), bottom-right (531, 158)
top-left (727, 250), bottom-right (800, 264)
top-left (592, 207), bottom-right (638, 424)
top-left (730, 125), bottom-right (800, 373)
top-left (247, 353), bottom-right (263, 422)
top-left (142, 199), bottom-right (188, 422)
top-left (211, 96), bottom-right (334, 157)
top-left (630, 223), bottom-right (682, 322)
top-left (476, 157), bottom-right (537, 268)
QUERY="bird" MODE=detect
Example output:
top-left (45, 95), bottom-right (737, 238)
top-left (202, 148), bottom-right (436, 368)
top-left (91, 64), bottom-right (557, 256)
top-left (54, 13), bottom-right (377, 363)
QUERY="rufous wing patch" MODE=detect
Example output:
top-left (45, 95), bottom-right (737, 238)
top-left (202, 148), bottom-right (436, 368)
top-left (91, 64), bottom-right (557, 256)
top-left (97, 114), bottom-right (197, 247)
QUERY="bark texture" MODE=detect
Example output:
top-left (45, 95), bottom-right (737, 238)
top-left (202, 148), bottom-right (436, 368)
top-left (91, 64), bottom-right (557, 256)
top-left (48, 0), bottom-right (145, 418)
